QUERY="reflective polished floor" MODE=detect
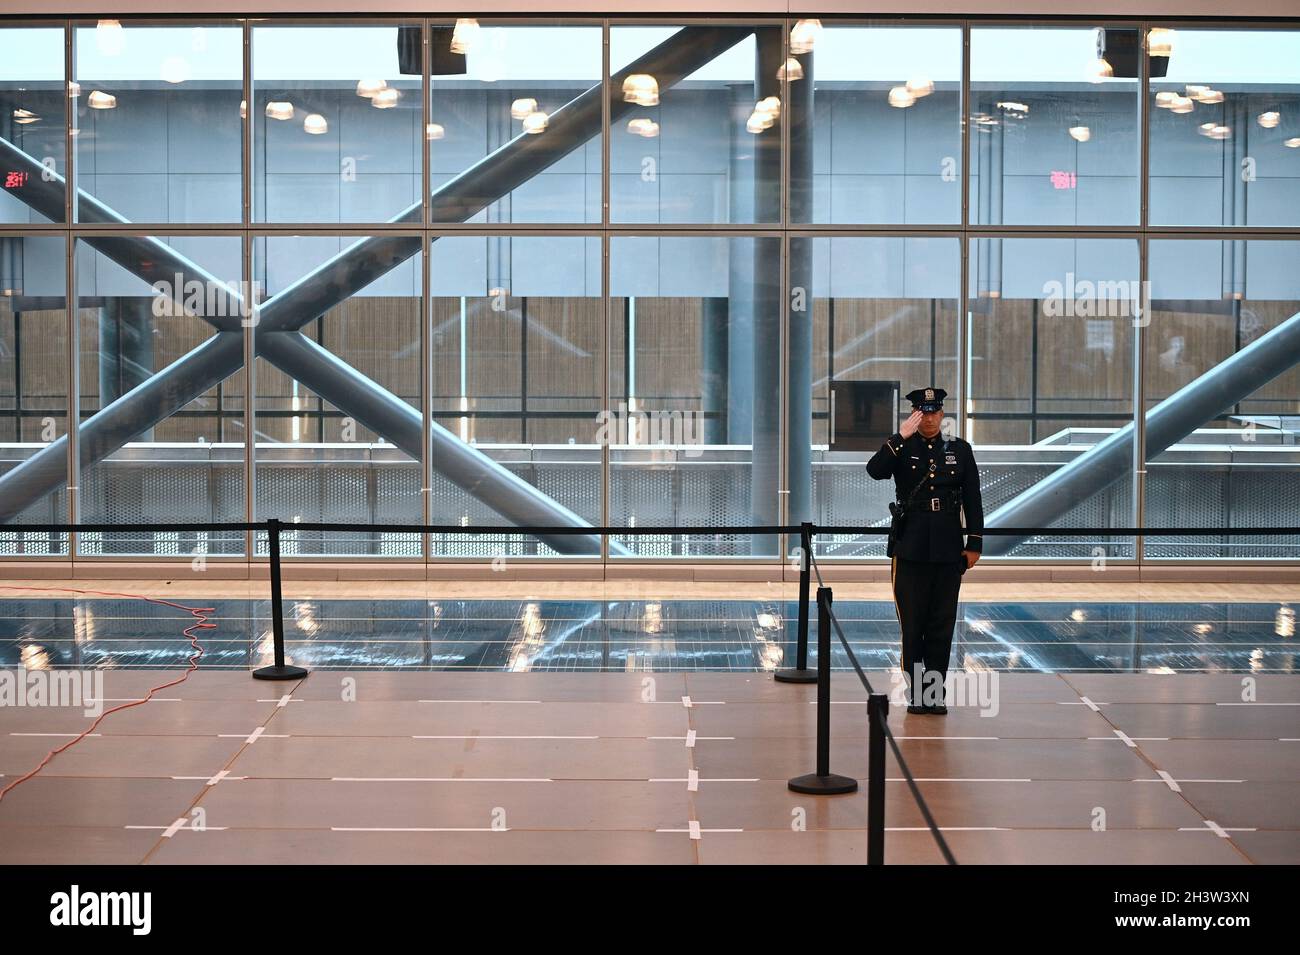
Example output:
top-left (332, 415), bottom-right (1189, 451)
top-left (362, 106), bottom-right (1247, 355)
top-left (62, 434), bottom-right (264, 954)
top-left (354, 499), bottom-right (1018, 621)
top-left (1, 586), bottom-right (1296, 864)
top-left (1, 670), bottom-right (1296, 865)
top-left (1, 597), bottom-right (1296, 672)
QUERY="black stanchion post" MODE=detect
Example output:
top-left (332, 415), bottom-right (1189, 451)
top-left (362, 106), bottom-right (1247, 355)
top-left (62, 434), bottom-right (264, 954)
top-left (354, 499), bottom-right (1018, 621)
top-left (253, 518), bottom-right (308, 681)
top-left (867, 691), bottom-right (888, 865)
top-left (775, 521), bottom-right (817, 684)
top-left (788, 586), bottom-right (858, 795)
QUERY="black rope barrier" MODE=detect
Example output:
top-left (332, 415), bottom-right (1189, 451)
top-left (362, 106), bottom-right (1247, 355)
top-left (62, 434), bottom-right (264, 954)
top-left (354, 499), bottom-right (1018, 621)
top-left (884, 729), bottom-right (959, 866)
top-left (802, 546), bottom-right (958, 865)
top-left (3, 520), bottom-right (1299, 536)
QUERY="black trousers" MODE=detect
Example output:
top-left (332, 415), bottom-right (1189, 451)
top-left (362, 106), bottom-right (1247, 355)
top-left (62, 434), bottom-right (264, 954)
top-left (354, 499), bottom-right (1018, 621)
top-left (891, 556), bottom-right (963, 705)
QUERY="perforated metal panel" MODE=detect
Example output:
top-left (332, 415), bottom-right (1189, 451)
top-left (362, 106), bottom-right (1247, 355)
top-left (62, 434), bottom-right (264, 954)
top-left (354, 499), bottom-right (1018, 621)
top-left (0, 458), bottom-right (68, 556)
top-left (610, 459), bottom-right (754, 557)
top-left (79, 461), bottom-right (244, 557)
top-left (1146, 466), bottom-right (1299, 560)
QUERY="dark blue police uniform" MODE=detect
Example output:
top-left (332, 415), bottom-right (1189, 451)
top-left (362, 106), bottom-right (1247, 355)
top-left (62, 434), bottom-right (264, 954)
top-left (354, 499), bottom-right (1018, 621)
top-left (866, 388), bottom-right (983, 711)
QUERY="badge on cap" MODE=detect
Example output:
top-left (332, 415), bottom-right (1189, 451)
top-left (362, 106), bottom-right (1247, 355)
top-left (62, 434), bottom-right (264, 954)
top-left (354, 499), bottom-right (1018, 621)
top-left (906, 386), bottom-right (947, 412)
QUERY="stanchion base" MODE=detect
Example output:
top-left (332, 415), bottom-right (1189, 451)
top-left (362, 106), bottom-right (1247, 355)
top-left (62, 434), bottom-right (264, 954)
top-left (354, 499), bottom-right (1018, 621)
top-left (788, 772), bottom-right (859, 795)
top-left (774, 668), bottom-right (818, 684)
top-left (252, 664), bottom-right (309, 681)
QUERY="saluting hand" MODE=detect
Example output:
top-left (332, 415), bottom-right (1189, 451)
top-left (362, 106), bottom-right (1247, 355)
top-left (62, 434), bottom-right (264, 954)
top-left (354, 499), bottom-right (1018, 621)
top-left (899, 410), bottom-right (923, 439)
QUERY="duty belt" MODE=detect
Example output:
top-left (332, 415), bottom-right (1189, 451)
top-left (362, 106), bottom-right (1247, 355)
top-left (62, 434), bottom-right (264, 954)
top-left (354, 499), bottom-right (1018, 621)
top-left (906, 491), bottom-right (960, 514)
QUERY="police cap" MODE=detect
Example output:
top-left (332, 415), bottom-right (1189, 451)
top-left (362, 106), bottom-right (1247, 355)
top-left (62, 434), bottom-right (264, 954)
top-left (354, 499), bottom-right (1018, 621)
top-left (906, 387), bottom-right (947, 412)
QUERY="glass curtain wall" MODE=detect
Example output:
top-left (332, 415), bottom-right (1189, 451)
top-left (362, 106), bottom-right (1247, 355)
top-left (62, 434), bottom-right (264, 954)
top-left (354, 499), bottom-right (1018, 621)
top-left (0, 19), bottom-right (1297, 564)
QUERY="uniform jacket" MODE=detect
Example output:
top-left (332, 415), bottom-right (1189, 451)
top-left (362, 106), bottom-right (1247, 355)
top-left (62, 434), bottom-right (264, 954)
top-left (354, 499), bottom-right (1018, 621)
top-left (866, 430), bottom-right (984, 562)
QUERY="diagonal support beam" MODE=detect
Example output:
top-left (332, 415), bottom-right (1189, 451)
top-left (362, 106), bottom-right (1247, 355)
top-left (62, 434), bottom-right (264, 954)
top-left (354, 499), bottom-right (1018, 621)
top-left (983, 309), bottom-right (1300, 555)
top-left (262, 332), bottom-right (605, 556)
top-left (0, 332), bottom-right (244, 523)
top-left (0, 26), bottom-right (756, 553)
top-left (0, 137), bottom-right (246, 330)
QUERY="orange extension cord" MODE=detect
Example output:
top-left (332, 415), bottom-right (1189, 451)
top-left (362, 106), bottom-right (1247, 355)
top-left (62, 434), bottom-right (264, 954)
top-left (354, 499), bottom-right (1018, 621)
top-left (0, 585), bottom-right (215, 802)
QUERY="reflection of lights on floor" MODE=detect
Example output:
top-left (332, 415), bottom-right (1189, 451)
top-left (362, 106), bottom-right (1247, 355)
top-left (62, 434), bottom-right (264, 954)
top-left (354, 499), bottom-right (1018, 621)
top-left (1193, 623), bottom-right (1214, 635)
top-left (751, 608), bottom-right (784, 670)
top-left (294, 601), bottom-right (318, 635)
top-left (1276, 606), bottom-right (1295, 638)
top-left (521, 602), bottom-right (545, 639)
top-left (256, 630), bottom-right (297, 668)
top-left (74, 605), bottom-right (97, 644)
top-left (20, 644), bottom-right (50, 670)
top-left (1250, 648), bottom-right (1265, 672)
top-left (507, 602), bottom-right (547, 671)
top-left (1070, 608), bottom-right (1087, 623)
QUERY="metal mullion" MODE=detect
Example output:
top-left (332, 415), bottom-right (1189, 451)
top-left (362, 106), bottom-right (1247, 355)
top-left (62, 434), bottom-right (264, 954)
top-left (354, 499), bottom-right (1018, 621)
top-left (786, 228), bottom-right (965, 240)
top-left (243, 17), bottom-right (254, 563)
top-left (246, 229), bottom-right (424, 240)
top-left (958, 20), bottom-right (971, 445)
top-left (417, 222), bottom-right (613, 233)
top-left (72, 221), bottom-right (259, 233)
top-left (65, 20), bottom-right (79, 560)
top-left (799, 222), bottom-right (966, 234)
top-left (422, 18), bottom-right (431, 234)
top-left (1143, 225), bottom-right (1300, 237)
top-left (958, 228), bottom-right (1144, 240)
top-left (64, 228), bottom-right (246, 239)
top-left (1136, 19), bottom-right (1150, 567)
top-left (426, 224), bottom-right (800, 236)
top-left (429, 227), bottom-right (777, 240)
top-left (602, 226), bottom-right (787, 239)
top-left (605, 222), bottom-right (789, 234)
top-left (421, 232), bottom-right (432, 565)
top-left (964, 224), bottom-right (1145, 235)
top-left (421, 18), bottom-right (434, 565)
top-left (600, 17), bottom-right (610, 566)
top-left (241, 222), bottom-right (431, 234)
top-left (0, 223), bottom-right (64, 233)
top-left (778, 16), bottom-right (790, 566)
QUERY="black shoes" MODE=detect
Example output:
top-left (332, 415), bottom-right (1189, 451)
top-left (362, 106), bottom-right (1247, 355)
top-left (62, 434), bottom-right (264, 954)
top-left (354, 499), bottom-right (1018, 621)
top-left (905, 702), bottom-right (948, 715)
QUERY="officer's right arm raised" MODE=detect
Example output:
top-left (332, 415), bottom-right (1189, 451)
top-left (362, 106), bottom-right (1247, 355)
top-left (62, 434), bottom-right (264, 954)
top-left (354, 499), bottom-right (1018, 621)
top-left (867, 409), bottom-right (920, 480)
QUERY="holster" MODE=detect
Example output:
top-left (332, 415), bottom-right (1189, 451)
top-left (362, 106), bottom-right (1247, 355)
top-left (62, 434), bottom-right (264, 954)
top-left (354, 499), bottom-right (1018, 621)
top-left (886, 501), bottom-right (905, 558)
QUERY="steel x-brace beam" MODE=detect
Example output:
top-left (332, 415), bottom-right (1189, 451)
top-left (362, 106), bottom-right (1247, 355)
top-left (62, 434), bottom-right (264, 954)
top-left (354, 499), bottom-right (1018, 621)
top-left (0, 26), bottom-right (757, 556)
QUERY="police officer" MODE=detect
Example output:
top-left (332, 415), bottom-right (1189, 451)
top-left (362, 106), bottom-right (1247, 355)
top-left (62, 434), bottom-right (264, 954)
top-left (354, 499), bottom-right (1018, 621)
top-left (866, 388), bottom-right (983, 714)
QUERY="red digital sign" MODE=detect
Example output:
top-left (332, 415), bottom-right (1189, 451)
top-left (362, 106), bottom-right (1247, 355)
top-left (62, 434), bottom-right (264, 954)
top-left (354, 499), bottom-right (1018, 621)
top-left (1050, 171), bottom-right (1077, 190)
top-left (3, 171), bottom-right (29, 189)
